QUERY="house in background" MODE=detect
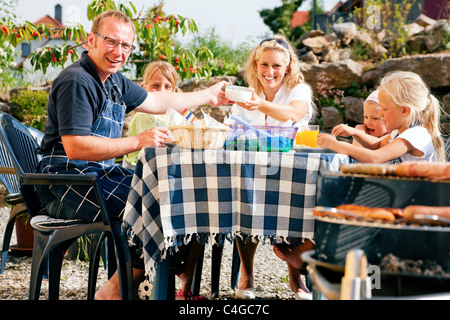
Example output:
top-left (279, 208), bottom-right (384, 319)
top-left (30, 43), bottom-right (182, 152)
top-left (291, 11), bottom-right (311, 28)
top-left (292, 0), bottom-right (449, 31)
top-left (15, 4), bottom-right (87, 86)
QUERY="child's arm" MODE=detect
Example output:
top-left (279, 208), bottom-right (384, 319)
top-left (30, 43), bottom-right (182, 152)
top-left (317, 133), bottom-right (412, 163)
top-left (352, 124), bottom-right (366, 147)
top-left (332, 124), bottom-right (381, 150)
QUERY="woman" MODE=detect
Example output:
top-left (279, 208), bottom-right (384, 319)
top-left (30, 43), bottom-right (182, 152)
top-left (231, 34), bottom-right (316, 300)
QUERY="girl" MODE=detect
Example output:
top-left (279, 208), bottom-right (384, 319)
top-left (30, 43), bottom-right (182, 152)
top-left (98, 61), bottom-right (204, 300)
top-left (353, 90), bottom-right (389, 147)
top-left (123, 61), bottom-right (179, 168)
top-left (231, 34), bottom-right (316, 300)
top-left (318, 71), bottom-right (445, 163)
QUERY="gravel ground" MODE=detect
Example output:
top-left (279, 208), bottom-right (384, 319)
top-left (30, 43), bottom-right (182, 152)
top-left (0, 206), bottom-right (297, 300)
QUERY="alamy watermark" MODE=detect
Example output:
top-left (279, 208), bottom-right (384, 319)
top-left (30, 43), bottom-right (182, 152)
top-left (365, 5), bottom-right (382, 30)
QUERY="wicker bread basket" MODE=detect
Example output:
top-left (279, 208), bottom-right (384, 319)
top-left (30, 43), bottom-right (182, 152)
top-left (169, 125), bottom-right (231, 150)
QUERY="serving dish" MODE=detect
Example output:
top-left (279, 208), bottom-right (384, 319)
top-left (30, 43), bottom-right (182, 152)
top-left (225, 85), bottom-right (252, 103)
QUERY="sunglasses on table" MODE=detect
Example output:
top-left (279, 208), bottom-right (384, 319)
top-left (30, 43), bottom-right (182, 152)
top-left (94, 32), bottom-right (136, 53)
top-left (259, 38), bottom-right (289, 49)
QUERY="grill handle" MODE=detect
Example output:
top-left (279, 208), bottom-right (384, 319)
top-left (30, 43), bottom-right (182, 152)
top-left (340, 249), bottom-right (372, 300)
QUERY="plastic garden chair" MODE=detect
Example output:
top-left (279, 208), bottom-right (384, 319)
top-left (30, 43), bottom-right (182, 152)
top-left (0, 125), bottom-right (43, 274)
top-left (0, 111), bottom-right (133, 300)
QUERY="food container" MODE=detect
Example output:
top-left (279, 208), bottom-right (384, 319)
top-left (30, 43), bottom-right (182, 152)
top-left (224, 125), bottom-right (298, 152)
top-left (169, 125), bottom-right (231, 150)
top-left (225, 85), bottom-right (252, 103)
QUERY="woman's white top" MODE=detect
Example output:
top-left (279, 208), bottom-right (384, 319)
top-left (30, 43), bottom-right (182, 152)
top-left (389, 126), bottom-right (436, 162)
top-left (228, 83), bottom-right (313, 127)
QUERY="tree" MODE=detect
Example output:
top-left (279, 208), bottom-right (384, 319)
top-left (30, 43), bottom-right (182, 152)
top-left (0, 0), bottom-right (21, 89)
top-left (259, 0), bottom-right (306, 41)
top-left (0, 0), bottom-right (214, 89)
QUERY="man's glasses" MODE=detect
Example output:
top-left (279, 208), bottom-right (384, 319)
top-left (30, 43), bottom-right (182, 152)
top-left (94, 32), bottom-right (135, 53)
top-left (259, 38), bottom-right (289, 50)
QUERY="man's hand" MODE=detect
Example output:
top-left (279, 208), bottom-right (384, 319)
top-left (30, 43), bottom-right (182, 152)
top-left (135, 127), bottom-right (169, 149)
top-left (207, 80), bottom-right (230, 106)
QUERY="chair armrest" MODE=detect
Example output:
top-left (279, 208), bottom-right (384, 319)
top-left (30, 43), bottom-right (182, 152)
top-left (0, 166), bottom-right (15, 175)
top-left (21, 172), bottom-right (112, 226)
top-left (21, 172), bottom-right (97, 186)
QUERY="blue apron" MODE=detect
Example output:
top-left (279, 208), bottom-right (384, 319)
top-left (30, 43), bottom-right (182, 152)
top-left (38, 77), bottom-right (134, 222)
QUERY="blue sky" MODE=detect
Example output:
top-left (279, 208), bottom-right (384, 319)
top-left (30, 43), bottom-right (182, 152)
top-left (15, 0), bottom-right (338, 45)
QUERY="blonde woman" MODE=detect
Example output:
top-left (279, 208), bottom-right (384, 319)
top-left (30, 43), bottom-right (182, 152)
top-left (319, 71), bottom-right (445, 163)
top-left (230, 35), bottom-right (315, 127)
top-left (231, 34), bottom-right (316, 301)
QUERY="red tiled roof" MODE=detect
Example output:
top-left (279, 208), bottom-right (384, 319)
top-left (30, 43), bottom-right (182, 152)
top-left (33, 15), bottom-right (65, 39)
top-left (291, 11), bottom-right (310, 27)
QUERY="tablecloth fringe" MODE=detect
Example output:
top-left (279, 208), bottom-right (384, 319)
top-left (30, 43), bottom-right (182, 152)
top-left (161, 232), bottom-right (308, 253)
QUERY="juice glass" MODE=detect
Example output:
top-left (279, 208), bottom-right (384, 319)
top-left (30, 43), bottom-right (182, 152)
top-left (296, 125), bottom-right (319, 148)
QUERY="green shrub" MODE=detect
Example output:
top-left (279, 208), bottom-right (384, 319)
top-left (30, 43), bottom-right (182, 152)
top-left (188, 27), bottom-right (253, 79)
top-left (10, 89), bottom-right (48, 131)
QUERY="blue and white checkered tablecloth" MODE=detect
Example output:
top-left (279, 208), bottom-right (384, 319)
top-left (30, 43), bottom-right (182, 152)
top-left (123, 147), bottom-right (350, 278)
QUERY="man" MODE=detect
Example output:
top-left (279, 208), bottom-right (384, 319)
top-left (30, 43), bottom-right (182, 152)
top-left (37, 9), bottom-right (228, 299)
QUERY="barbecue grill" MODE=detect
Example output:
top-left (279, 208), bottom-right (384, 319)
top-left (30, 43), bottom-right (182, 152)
top-left (305, 171), bottom-right (450, 299)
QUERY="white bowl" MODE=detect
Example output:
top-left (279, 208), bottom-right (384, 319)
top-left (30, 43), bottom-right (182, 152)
top-left (225, 85), bottom-right (252, 103)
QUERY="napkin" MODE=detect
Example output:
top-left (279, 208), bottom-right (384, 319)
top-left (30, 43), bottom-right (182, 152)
top-left (166, 108), bottom-right (188, 126)
top-left (199, 109), bottom-right (229, 129)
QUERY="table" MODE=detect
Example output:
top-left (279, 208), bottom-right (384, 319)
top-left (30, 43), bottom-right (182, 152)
top-left (123, 147), bottom-right (350, 284)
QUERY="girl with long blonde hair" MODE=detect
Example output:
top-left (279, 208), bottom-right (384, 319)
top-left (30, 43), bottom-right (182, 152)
top-left (318, 70), bottom-right (445, 163)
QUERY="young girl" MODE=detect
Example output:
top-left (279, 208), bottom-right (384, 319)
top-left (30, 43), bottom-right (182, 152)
top-left (123, 61), bottom-right (179, 168)
top-left (353, 90), bottom-right (389, 147)
top-left (102, 61), bottom-right (204, 300)
top-left (318, 71), bottom-right (445, 163)
top-left (230, 34), bottom-right (316, 301)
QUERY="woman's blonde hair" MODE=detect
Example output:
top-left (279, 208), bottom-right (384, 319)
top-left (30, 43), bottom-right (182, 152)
top-left (142, 60), bottom-right (182, 92)
top-left (245, 34), bottom-right (306, 94)
top-left (244, 34), bottom-right (315, 119)
top-left (378, 71), bottom-right (445, 162)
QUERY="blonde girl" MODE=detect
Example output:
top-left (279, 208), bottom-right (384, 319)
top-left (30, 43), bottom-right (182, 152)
top-left (123, 61), bottom-right (204, 300)
top-left (318, 71), bottom-right (445, 163)
top-left (123, 61), bottom-right (180, 168)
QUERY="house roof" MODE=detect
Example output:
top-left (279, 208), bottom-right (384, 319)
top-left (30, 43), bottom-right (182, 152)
top-left (328, 0), bottom-right (363, 14)
top-left (33, 14), bottom-right (65, 39)
top-left (291, 11), bottom-right (310, 27)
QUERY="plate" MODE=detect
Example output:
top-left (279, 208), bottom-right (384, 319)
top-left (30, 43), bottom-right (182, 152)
top-left (294, 147), bottom-right (336, 154)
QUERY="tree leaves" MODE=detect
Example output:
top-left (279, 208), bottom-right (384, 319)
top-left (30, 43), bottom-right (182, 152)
top-left (1, 0), bottom-right (214, 84)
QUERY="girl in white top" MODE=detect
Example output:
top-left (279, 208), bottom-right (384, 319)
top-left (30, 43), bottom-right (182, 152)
top-left (232, 34), bottom-right (316, 301)
top-left (318, 70), bottom-right (445, 163)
